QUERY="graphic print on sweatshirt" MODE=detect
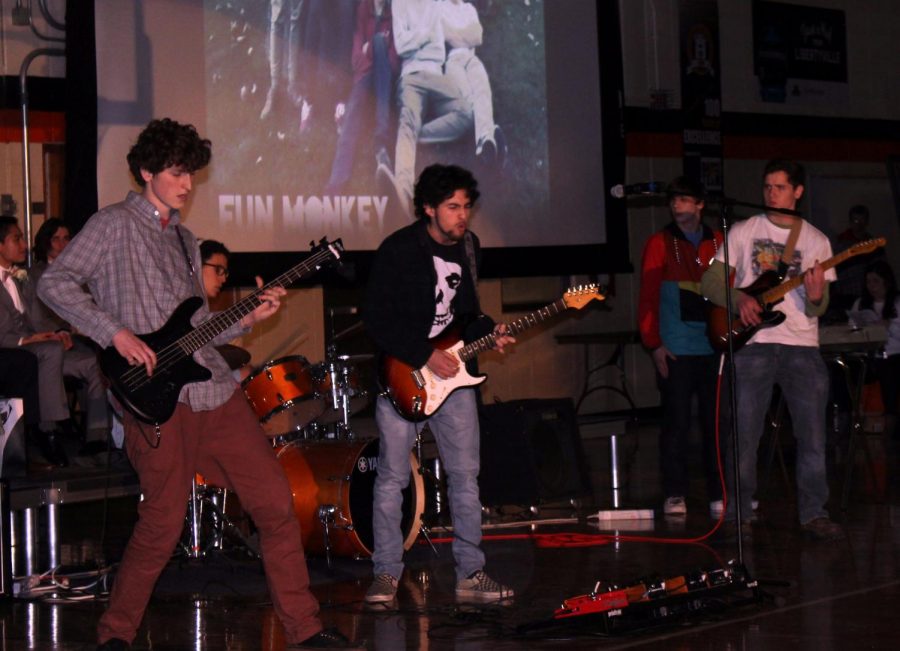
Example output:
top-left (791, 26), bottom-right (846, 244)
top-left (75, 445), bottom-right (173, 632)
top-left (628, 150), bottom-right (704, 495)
top-left (751, 238), bottom-right (803, 278)
top-left (430, 255), bottom-right (462, 338)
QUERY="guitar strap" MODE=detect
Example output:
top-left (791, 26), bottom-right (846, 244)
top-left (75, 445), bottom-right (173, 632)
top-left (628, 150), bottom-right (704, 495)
top-left (174, 226), bottom-right (203, 297)
top-left (463, 231), bottom-right (479, 305)
top-left (777, 219), bottom-right (803, 278)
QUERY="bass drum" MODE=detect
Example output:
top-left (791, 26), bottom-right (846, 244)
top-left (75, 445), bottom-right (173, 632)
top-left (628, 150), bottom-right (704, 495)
top-left (242, 356), bottom-right (322, 436)
top-left (276, 439), bottom-right (423, 557)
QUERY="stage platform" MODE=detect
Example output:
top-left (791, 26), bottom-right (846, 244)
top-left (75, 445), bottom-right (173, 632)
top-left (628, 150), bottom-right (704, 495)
top-left (1, 418), bottom-right (899, 650)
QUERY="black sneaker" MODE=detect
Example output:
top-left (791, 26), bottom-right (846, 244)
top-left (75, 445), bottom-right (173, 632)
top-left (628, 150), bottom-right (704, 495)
top-left (97, 638), bottom-right (130, 651)
top-left (287, 627), bottom-right (365, 649)
top-left (365, 573), bottom-right (398, 603)
top-left (28, 428), bottom-right (68, 467)
top-left (455, 570), bottom-right (514, 603)
top-left (800, 517), bottom-right (844, 541)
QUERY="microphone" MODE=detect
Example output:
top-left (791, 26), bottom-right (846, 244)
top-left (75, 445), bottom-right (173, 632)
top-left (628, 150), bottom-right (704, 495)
top-left (609, 182), bottom-right (667, 199)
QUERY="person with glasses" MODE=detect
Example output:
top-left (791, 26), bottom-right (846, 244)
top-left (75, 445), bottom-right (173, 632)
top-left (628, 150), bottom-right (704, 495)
top-left (200, 239), bottom-right (231, 299)
top-left (199, 239), bottom-right (251, 374)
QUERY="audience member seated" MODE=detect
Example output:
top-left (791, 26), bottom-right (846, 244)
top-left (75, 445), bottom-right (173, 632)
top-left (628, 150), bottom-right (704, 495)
top-left (200, 240), bottom-right (252, 376)
top-left (850, 260), bottom-right (900, 440)
top-left (831, 204), bottom-right (885, 312)
top-left (1, 216), bottom-right (110, 467)
top-left (0, 346), bottom-right (40, 475)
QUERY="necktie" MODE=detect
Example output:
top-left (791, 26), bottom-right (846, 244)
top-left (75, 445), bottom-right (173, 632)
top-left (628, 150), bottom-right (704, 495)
top-left (1, 267), bottom-right (24, 313)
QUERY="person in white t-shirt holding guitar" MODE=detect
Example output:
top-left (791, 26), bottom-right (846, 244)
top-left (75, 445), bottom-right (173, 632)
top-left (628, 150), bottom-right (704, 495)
top-left (701, 158), bottom-right (844, 542)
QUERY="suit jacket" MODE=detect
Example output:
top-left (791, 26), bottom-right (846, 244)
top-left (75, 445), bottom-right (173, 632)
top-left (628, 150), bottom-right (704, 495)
top-left (0, 274), bottom-right (38, 348)
top-left (27, 262), bottom-right (68, 333)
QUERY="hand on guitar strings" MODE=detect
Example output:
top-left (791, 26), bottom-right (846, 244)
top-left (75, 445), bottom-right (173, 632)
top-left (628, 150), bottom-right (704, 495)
top-left (803, 260), bottom-right (825, 304)
top-left (491, 323), bottom-right (516, 353)
top-left (426, 348), bottom-right (460, 380)
top-left (113, 328), bottom-right (158, 376)
top-left (737, 291), bottom-right (763, 327)
top-left (240, 276), bottom-right (287, 328)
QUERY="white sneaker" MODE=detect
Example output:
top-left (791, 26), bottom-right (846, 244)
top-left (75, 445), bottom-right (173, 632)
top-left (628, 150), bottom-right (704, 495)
top-left (709, 499), bottom-right (724, 518)
top-left (455, 570), bottom-right (514, 602)
top-left (663, 496), bottom-right (687, 515)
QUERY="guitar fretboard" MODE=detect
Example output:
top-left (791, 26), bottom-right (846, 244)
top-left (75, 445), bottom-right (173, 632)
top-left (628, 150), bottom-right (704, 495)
top-left (177, 246), bottom-right (337, 356)
top-left (458, 298), bottom-right (569, 362)
top-left (758, 238), bottom-right (885, 305)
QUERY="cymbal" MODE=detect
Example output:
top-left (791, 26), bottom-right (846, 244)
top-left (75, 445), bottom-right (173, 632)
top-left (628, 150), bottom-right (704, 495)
top-left (332, 320), bottom-right (365, 341)
top-left (321, 353), bottom-right (374, 363)
top-left (342, 353), bottom-right (374, 362)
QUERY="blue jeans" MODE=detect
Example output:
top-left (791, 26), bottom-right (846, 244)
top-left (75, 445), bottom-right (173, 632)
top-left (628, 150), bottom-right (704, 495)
top-left (373, 389), bottom-right (485, 581)
top-left (726, 344), bottom-right (830, 524)
top-left (394, 70), bottom-right (470, 203)
top-left (326, 32), bottom-right (394, 192)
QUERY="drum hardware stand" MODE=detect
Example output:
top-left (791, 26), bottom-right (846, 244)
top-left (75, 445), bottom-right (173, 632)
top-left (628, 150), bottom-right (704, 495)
top-left (317, 504), bottom-right (338, 569)
top-left (414, 425), bottom-right (440, 557)
top-left (180, 478), bottom-right (259, 560)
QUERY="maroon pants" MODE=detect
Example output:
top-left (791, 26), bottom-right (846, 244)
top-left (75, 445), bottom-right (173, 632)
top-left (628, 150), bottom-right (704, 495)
top-left (98, 390), bottom-right (322, 645)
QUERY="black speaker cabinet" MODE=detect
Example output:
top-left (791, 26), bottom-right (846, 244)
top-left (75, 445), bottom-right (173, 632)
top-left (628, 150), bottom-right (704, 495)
top-left (479, 398), bottom-right (589, 506)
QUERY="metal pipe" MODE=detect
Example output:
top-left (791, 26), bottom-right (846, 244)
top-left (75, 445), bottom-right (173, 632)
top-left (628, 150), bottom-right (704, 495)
top-left (38, 0), bottom-right (66, 32)
top-left (19, 47), bottom-right (64, 266)
top-left (23, 507), bottom-right (37, 578)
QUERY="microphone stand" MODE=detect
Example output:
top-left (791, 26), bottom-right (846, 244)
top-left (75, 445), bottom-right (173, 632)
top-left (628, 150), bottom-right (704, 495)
top-left (708, 196), bottom-right (801, 567)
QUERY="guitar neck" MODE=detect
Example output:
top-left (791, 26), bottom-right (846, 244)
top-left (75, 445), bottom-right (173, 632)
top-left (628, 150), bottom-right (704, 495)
top-left (458, 297), bottom-right (569, 362)
top-left (178, 247), bottom-right (335, 355)
top-left (758, 246), bottom-right (865, 305)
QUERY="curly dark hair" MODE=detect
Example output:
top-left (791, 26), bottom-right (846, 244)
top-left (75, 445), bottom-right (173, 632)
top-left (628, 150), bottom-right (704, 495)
top-left (413, 164), bottom-right (480, 221)
top-left (127, 118), bottom-right (212, 186)
top-left (33, 218), bottom-right (70, 263)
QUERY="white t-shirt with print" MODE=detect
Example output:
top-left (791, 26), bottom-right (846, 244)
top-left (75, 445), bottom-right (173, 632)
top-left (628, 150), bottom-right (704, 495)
top-left (715, 214), bottom-right (836, 347)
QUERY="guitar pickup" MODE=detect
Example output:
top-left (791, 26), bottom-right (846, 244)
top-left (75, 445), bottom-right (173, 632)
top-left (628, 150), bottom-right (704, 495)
top-left (412, 369), bottom-right (425, 390)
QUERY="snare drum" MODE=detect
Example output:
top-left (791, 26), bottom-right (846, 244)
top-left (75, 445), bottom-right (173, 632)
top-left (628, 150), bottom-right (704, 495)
top-left (276, 438), bottom-right (423, 557)
top-left (313, 356), bottom-right (369, 424)
top-left (242, 356), bottom-right (323, 435)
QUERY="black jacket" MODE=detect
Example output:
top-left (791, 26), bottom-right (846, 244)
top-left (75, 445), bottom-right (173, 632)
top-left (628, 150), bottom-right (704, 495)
top-left (363, 220), bottom-right (493, 369)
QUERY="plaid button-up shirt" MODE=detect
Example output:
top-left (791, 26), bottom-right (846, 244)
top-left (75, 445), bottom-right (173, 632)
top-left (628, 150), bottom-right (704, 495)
top-left (39, 191), bottom-right (246, 412)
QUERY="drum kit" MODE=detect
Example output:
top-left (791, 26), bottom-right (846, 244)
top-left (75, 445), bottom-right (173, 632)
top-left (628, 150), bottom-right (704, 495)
top-left (181, 339), bottom-right (429, 564)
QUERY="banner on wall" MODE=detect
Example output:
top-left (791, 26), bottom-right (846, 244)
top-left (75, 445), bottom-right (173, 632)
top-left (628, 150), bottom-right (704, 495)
top-left (679, 0), bottom-right (723, 194)
top-left (752, 0), bottom-right (848, 105)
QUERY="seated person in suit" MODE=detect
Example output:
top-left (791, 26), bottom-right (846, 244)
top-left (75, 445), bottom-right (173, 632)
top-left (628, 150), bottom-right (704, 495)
top-left (200, 239), bottom-right (251, 375)
top-left (0, 216), bottom-right (110, 466)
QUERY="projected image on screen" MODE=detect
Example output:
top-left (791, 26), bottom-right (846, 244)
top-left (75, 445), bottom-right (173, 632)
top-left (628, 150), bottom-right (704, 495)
top-left (204, 0), bottom-right (550, 250)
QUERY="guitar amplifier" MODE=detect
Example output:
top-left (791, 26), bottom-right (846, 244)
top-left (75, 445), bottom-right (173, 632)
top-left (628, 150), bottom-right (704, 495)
top-left (479, 398), bottom-right (590, 506)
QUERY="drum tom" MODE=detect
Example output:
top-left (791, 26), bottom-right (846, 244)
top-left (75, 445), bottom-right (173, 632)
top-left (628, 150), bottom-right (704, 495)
top-left (242, 356), bottom-right (322, 436)
top-left (276, 438), bottom-right (423, 557)
top-left (313, 356), bottom-right (369, 424)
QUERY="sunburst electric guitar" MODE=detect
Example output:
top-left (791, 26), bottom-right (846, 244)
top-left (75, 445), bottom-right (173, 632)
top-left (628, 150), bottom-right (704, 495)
top-left (100, 238), bottom-right (344, 425)
top-left (379, 285), bottom-right (605, 421)
top-left (706, 237), bottom-right (886, 352)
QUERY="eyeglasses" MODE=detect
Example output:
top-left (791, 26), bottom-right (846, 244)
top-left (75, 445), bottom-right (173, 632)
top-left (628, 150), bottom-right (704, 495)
top-left (203, 263), bottom-right (229, 278)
